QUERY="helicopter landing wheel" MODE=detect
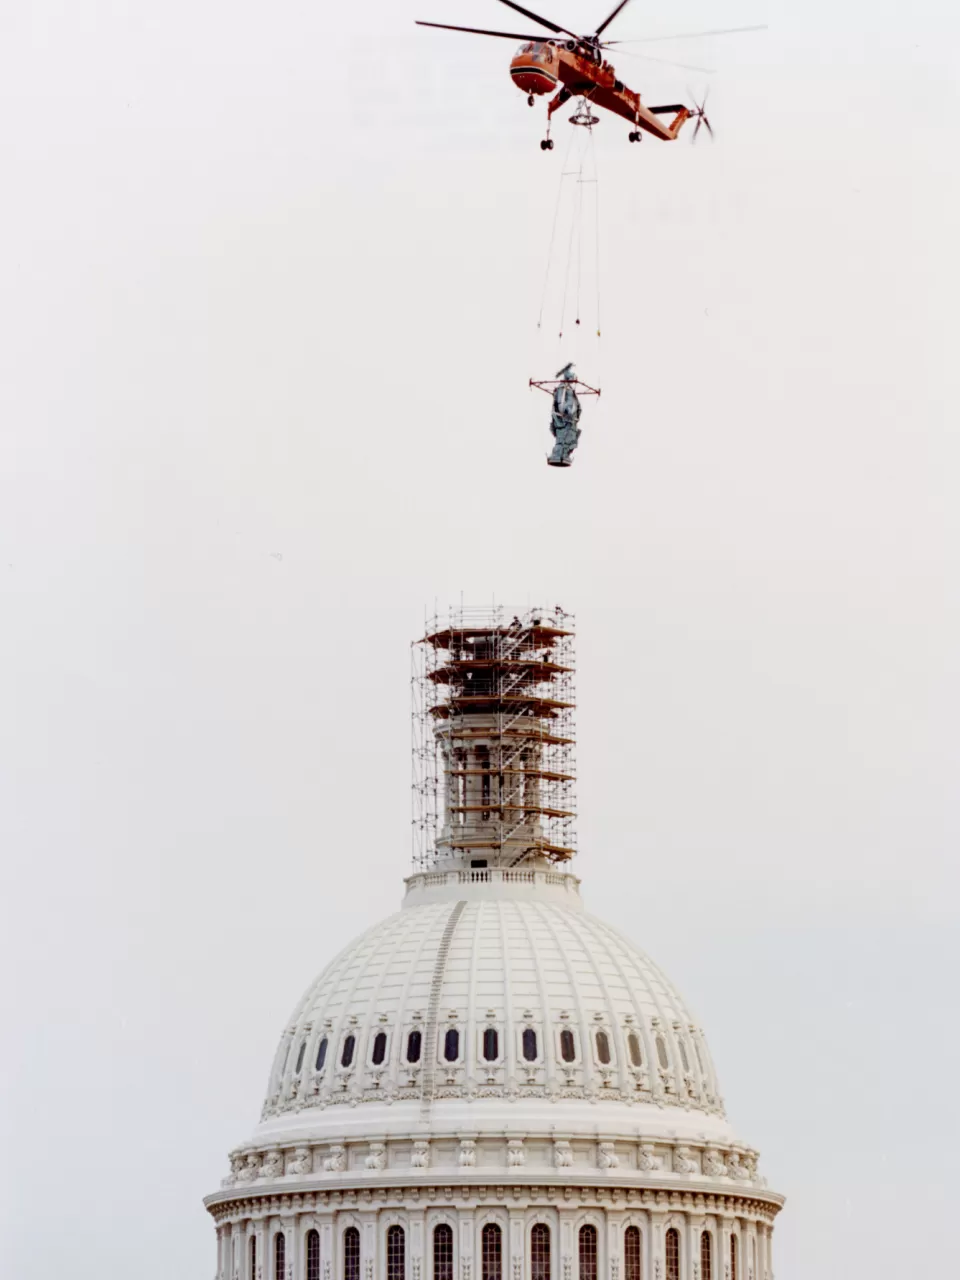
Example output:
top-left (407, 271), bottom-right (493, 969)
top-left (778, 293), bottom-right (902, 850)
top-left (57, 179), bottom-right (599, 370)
top-left (528, 94), bottom-right (535, 107)
top-left (540, 137), bottom-right (554, 151)
top-left (628, 130), bottom-right (642, 143)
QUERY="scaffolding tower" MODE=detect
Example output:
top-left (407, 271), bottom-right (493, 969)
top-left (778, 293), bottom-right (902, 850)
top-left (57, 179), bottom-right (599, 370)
top-left (412, 605), bottom-right (577, 870)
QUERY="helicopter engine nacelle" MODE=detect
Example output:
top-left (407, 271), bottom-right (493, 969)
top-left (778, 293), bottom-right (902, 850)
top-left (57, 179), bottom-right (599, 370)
top-left (509, 41), bottom-right (559, 97)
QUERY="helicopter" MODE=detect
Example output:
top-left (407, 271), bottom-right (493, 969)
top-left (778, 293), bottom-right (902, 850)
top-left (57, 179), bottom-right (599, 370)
top-left (417, 0), bottom-right (759, 147)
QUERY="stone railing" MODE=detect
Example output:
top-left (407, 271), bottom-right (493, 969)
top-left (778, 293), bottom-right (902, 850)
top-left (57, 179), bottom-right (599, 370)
top-left (404, 868), bottom-right (581, 895)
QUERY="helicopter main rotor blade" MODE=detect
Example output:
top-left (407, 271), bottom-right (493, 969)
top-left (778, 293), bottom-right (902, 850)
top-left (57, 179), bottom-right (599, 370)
top-left (416, 20), bottom-right (547, 41)
top-left (604, 46), bottom-right (715, 74)
top-left (606, 24), bottom-right (767, 44)
top-left (594, 0), bottom-right (634, 37)
top-left (493, 0), bottom-right (579, 40)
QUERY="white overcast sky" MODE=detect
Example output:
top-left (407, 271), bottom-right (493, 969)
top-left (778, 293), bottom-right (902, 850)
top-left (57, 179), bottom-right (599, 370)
top-left (1, 1), bottom-right (958, 1276)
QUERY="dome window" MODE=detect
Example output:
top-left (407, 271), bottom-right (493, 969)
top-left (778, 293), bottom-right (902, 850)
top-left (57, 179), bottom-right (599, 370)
top-left (559, 1029), bottom-right (576, 1063)
top-left (307, 1230), bottom-right (321, 1280)
top-left (434, 1225), bottom-right (454, 1280)
top-left (372, 1031), bottom-right (387, 1066)
top-left (522, 1028), bottom-right (538, 1061)
top-left (482, 1223), bottom-right (503, 1280)
top-left (444, 1027), bottom-right (460, 1062)
top-left (387, 1226), bottom-right (405, 1280)
top-left (483, 1027), bottom-right (499, 1061)
top-left (595, 1030), bottom-right (611, 1065)
top-left (700, 1232), bottom-right (713, 1280)
top-left (294, 1041), bottom-right (306, 1073)
top-left (729, 1236), bottom-right (738, 1280)
top-left (578, 1225), bottom-right (598, 1280)
top-left (627, 1032), bottom-right (643, 1067)
top-left (531, 1224), bottom-right (550, 1280)
top-left (249, 1238), bottom-right (257, 1280)
top-left (665, 1229), bottom-right (680, 1280)
top-left (275, 1232), bottom-right (286, 1280)
top-left (624, 1227), bottom-right (641, 1280)
top-left (406, 1029), bottom-right (422, 1063)
top-left (343, 1228), bottom-right (360, 1280)
top-left (341, 1034), bottom-right (356, 1068)
top-left (315, 1037), bottom-right (328, 1072)
top-left (655, 1034), bottom-right (669, 1069)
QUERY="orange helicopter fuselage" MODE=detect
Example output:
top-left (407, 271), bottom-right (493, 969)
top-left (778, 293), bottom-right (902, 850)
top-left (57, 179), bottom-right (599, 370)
top-left (509, 40), bottom-right (690, 141)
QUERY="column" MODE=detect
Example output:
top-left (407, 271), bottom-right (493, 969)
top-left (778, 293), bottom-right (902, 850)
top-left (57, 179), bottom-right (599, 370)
top-left (510, 1210), bottom-right (526, 1280)
top-left (607, 1210), bottom-right (624, 1280)
top-left (281, 1217), bottom-right (297, 1280)
top-left (648, 1213), bottom-right (666, 1280)
top-left (559, 1208), bottom-right (578, 1280)
top-left (458, 1211), bottom-right (474, 1280)
top-left (361, 1212), bottom-right (377, 1280)
top-left (408, 1208), bottom-right (426, 1280)
top-left (260, 1220), bottom-right (271, 1280)
top-left (232, 1222), bottom-right (242, 1280)
top-left (719, 1219), bottom-right (733, 1280)
top-left (686, 1220), bottom-right (703, 1280)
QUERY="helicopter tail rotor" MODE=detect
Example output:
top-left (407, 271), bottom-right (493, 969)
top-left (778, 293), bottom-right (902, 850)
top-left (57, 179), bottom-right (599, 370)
top-left (689, 93), bottom-right (714, 142)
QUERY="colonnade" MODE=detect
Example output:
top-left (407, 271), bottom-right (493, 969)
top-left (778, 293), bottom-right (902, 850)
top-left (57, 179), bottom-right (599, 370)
top-left (214, 1201), bottom-right (776, 1280)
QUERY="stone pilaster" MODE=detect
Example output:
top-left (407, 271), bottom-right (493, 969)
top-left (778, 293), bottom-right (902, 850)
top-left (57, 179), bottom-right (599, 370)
top-left (509, 1210), bottom-right (525, 1280)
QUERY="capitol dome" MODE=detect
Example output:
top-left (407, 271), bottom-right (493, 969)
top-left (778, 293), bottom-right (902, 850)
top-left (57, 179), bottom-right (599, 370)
top-left (205, 608), bottom-right (783, 1280)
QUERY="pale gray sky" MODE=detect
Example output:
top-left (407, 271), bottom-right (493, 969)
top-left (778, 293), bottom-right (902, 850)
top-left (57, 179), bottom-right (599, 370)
top-left (1, 1), bottom-right (958, 1277)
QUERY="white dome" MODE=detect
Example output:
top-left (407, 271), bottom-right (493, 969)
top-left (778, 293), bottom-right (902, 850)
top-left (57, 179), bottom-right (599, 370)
top-left (250, 871), bottom-right (734, 1154)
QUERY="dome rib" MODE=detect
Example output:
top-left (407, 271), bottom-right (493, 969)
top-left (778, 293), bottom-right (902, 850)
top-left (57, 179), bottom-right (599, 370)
top-left (387, 901), bottom-right (451, 1087)
top-left (559, 908), bottom-right (637, 1096)
top-left (525, 900), bottom-right (590, 1090)
top-left (420, 899), bottom-right (467, 1116)
top-left (513, 900), bottom-right (557, 1090)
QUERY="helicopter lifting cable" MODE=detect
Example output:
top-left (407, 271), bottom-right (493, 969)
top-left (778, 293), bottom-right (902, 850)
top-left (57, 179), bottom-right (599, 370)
top-left (537, 106), bottom-right (602, 342)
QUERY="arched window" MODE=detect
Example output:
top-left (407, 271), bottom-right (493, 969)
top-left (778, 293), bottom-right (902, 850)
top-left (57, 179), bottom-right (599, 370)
top-left (522, 1028), bottom-right (538, 1061)
top-left (406, 1029), bottom-right (422, 1063)
top-left (372, 1032), bottom-right (387, 1066)
top-left (596, 1030), bottom-right (611, 1064)
top-left (249, 1236), bottom-right (257, 1280)
top-left (655, 1035), bottom-right (669, 1069)
top-left (295, 1041), bottom-right (306, 1073)
top-left (730, 1236), bottom-right (738, 1280)
top-left (307, 1229), bottom-right (321, 1280)
top-left (624, 1226), bottom-right (641, 1280)
top-left (627, 1032), bottom-right (643, 1067)
top-left (700, 1232), bottom-right (712, 1280)
top-left (482, 1223), bottom-right (503, 1280)
top-left (274, 1231), bottom-right (286, 1280)
top-left (559, 1029), bottom-right (576, 1063)
top-left (343, 1228), bottom-right (360, 1280)
top-left (444, 1027), bottom-right (460, 1062)
top-left (665, 1229), bottom-right (680, 1280)
top-left (315, 1037), bottom-right (328, 1072)
top-left (341, 1034), bottom-right (355, 1068)
top-left (483, 1027), bottom-right (499, 1061)
top-left (531, 1223), bottom-right (551, 1280)
top-left (433, 1224), bottom-right (454, 1280)
top-left (387, 1225), bottom-right (405, 1280)
top-left (678, 1038), bottom-right (690, 1072)
top-left (578, 1225), bottom-right (598, 1280)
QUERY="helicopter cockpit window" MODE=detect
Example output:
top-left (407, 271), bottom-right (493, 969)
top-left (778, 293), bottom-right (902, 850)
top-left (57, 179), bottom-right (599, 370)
top-left (518, 43), bottom-right (535, 55)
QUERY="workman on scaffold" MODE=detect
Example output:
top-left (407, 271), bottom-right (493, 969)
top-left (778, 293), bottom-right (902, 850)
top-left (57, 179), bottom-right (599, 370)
top-left (547, 363), bottom-right (582, 467)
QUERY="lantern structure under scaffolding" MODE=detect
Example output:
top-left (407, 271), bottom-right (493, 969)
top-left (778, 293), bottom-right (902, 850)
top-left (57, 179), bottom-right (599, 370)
top-left (412, 605), bottom-right (576, 870)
